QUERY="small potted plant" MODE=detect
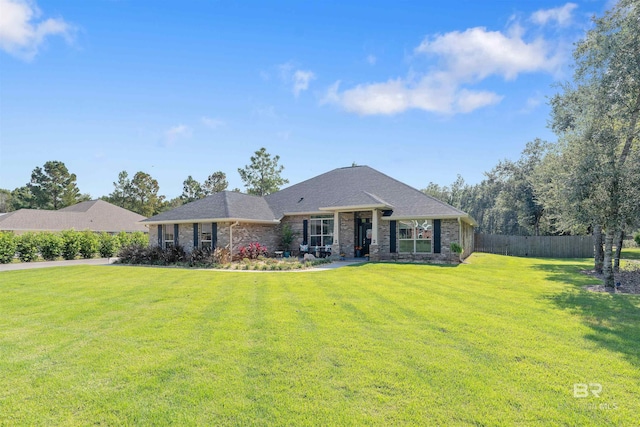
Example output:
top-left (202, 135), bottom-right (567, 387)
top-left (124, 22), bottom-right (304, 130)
top-left (281, 224), bottom-right (296, 258)
top-left (355, 246), bottom-right (363, 257)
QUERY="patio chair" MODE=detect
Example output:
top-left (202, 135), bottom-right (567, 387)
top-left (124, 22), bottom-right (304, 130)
top-left (299, 244), bottom-right (309, 257)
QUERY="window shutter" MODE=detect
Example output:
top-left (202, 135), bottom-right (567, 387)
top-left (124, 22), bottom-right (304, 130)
top-left (193, 223), bottom-right (198, 248)
top-left (212, 223), bottom-right (217, 249)
top-left (303, 220), bottom-right (308, 244)
top-left (157, 225), bottom-right (162, 247)
top-left (390, 220), bottom-right (397, 253)
top-left (434, 219), bottom-right (441, 253)
top-left (174, 224), bottom-right (179, 246)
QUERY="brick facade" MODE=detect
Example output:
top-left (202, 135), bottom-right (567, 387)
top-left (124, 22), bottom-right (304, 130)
top-left (148, 214), bottom-right (473, 262)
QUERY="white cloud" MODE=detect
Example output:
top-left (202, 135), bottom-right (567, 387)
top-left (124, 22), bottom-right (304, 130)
top-left (324, 74), bottom-right (502, 115)
top-left (0, 0), bottom-right (74, 60)
top-left (338, 78), bottom-right (416, 115)
top-left (164, 124), bottom-right (191, 146)
top-left (520, 91), bottom-right (545, 113)
top-left (531, 3), bottom-right (578, 27)
top-left (201, 117), bottom-right (224, 129)
top-left (455, 89), bottom-right (504, 113)
top-left (324, 19), bottom-right (564, 116)
top-left (366, 54), bottom-right (377, 65)
top-left (415, 26), bottom-right (559, 81)
top-left (293, 70), bottom-right (315, 97)
top-left (278, 62), bottom-right (316, 97)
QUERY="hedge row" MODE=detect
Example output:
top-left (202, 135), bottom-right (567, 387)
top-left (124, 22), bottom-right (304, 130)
top-left (0, 230), bottom-right (147, 264)
top-left (116, 244), bottom-right (231, 267)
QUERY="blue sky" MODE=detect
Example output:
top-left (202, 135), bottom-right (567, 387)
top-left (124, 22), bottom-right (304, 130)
top-left (0, 0), bottom-right (609, 200)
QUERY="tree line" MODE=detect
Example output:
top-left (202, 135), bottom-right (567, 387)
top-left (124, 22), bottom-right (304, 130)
top-left (0, 147), bottom-right (288, 217)
top-left (423, 0), bottom-right (640, 289)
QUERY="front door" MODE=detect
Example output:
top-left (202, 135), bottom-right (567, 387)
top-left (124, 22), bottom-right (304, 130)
top-left (356, 218), bottom-right (372, 257)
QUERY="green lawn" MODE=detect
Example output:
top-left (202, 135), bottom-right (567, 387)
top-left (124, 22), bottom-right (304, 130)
top-left (1, 254), bottom-right (639, 426)
top-left (621, 247), bottom-right (640, 260)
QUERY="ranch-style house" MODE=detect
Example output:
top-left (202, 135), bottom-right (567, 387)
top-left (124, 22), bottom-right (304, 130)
top-left (141, 166), bottom-right (476, 261)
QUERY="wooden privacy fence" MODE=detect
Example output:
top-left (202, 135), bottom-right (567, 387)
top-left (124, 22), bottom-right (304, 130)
top-left (474, 233), bottom-right (594, 258)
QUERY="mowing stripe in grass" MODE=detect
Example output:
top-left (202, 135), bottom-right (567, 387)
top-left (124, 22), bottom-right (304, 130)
top-left (1, 257), bottom-right (639, 425)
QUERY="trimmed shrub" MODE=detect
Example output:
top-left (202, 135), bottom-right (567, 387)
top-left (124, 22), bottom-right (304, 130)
top-left (0, 232), bottom-right (17, 264)
top-left (117, 244), bottom-right (178, 265)
top-left (16, 232), bottom-right (39, 262)
top-left (130, 231), bottom-right (148, 247)
top-left (450, 242), bottom-right (463, 254)
top-left (117, 244), bottom-right (141, 264)
top-left (61, 230), bottom-right (82, 260)
top-left (635, 232), bottom-right (640, 247)
top-left (38, 232), bottom-right (63, 261)
top-left (114, 231), bottom-right (147, 251)
top-left (213, 247), bottom-right (231, 264)
top-left (161, 245), bottom-right (187, 264)
top-left (78, 231), bottom-right (99, 259)
top-left (98, 232), bottom-right (117, 258)
top-left (115, 231), bottom-right (131, 249)
top-left (238, 242), bottom-right (268, 260)
top-left (189, 246), bottom-right (213, 267)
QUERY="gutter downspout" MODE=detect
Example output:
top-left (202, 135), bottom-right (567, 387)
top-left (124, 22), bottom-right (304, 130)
top-left (229, 221), bottom-right (239, 254)
top-left (458, 217), bottom-right (463, 258)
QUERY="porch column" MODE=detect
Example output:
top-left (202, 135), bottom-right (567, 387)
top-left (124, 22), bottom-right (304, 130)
top-left (333, 211), bottom-right (340, 259)
top-left (371, 209), bottom-right (378, 245)
top-left (370, 209), bottom-right (380, 261)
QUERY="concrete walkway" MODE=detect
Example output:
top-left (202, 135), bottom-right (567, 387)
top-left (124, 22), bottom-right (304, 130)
top-left (0, 258), bottom-right (118, 272)
top-left (0, 258), bottom-right (364, 273)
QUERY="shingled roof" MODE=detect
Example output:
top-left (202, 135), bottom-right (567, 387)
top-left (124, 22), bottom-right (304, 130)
top-left (0, 200), bottom-right (147, 233)
top-left (142, 166), bottom-right (476, 226)
top-left (265, 166), bottom-right (476, 224)
top-left (141, 191), bottom-right (279, 224)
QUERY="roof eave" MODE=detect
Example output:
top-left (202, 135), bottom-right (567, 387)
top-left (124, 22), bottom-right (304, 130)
top-left (140, 218), bottom-right (280, 225)
top-left (318, 204), bottom-right (390, 212)
top-left (281, 211), bottom-right (327, 217)
top-left (381, 214), bottom-right (477, 226)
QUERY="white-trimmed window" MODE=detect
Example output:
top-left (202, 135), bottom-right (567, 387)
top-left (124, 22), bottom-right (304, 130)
top-left (199, 223), bottom-right (212, 249)
top-left (398, 220), bottom-right (432, 253)
top-left (310, 215), bottom-right (334, 247)
top-left (163, 224), bottom-right (175, 248)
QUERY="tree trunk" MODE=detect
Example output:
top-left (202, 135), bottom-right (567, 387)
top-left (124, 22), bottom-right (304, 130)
top-left (594, 224), bottom-right (604, 274)
top-left (614, 230), bottom-right (624, 273)
top-left (603, 230), bottom-right (615, 291)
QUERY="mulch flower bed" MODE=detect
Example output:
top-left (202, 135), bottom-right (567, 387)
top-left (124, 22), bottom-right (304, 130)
top-left (583, 261), bottom-right (640, 294)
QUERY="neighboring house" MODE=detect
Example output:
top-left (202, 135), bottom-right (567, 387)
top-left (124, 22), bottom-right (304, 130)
top-left (0, 200), bottom-right (147, 234)
top-left (142, 166), bottom-right (476, 261)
